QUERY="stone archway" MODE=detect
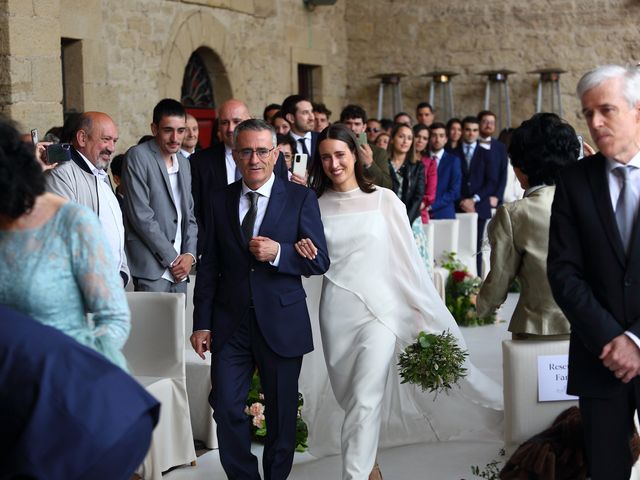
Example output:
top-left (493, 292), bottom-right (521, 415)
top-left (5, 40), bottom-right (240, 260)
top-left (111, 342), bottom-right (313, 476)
top-left (159, 10), bottom-right (233, 103)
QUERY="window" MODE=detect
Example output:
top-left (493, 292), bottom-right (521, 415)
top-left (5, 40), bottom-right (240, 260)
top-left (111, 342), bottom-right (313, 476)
top-left (61, 38), bottom-right (84, 117)
top-left (298, 64), bottom-right (321, 101)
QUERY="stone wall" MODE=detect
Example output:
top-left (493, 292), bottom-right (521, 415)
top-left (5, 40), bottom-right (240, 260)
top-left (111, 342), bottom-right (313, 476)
top-left (4, 0), bottom-right (639, 145)
top-left (3, 0), bottom-right (348, 151)
top-left (2, 0), bottom-right (64, 131)
top-left (345, 0), bottom-right (640, 137)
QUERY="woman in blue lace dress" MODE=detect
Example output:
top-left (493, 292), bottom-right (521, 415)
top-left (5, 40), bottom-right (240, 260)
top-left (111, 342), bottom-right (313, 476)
top-left (0, 119), bottom-right (130, 369)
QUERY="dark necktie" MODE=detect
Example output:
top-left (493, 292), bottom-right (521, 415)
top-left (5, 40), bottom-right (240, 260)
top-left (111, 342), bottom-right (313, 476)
top-left (614, 165), bottom-right (637, 253)
top-left (464, 144), bottom-right (472, 167)
top-left (298, 137), bottom-right (310, 156)
top-left (241, 191), bottom-right (259, 242)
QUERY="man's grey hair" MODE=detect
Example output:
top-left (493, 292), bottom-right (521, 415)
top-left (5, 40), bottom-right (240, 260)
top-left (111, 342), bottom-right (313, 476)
top-left (232, 119), bottom-right (277, 149)
top-left (576, 64), bottom-right (640, 107)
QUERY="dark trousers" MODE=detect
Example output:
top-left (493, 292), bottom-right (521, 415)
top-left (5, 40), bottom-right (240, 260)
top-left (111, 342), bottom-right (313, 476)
top-left (477, 217), bottom-right (487, 276)
top-left (210, 311), bottom-right (302, 480)
top-left (579, 380), bottom-right (640, 480)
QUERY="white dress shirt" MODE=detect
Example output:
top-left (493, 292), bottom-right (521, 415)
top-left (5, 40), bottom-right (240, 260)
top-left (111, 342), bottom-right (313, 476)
top-left (239, 173), bottom-right (281, 266)
top-left (290, 131), bottom-right (311, 156)
top-left (225, 145), bottom-right (237, 185)
top-left (606, 151), bottom-right (640, 219)
top-left (478, 136), bottom-right (492, 150)
top-left (429, 148), bottom-right (444, 167)
top-left (462, 141), bottom-right (476, 165)
top-left (79, 153), bottom-right (124, 276)
top-left (161, 154), bottom-right (186, 283)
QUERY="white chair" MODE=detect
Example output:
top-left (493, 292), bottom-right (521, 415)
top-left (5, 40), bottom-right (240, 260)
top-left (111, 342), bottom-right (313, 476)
top-left (502, 339), bottom-right (578, 447)
top-left (455, 212), bottom-right (478, 277)
top-left (430, 218), bottom-right (459, 265)
top-left (424, 223), bottom-right (446, 300)
top-left (184, 275), bottom-right (219, 449)
top-left (124, 292), bottom-right (197, 480)
top-left (423, 222), bottom-right (435, 271)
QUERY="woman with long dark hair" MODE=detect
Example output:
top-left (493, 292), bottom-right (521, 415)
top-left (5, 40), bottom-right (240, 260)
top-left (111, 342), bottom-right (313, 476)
top-left (299, 124), bottom-right (502, 480)
top-left (413, 124), bottom-right (438, 225)
top-left (445, 117), bottom-right (462, 152)
top-left (387, 123), bottom-right (433, 271)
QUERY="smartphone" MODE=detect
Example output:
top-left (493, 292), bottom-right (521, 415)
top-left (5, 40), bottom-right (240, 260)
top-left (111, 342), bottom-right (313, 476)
top-left (46, 143), bottom-right (72, 164)
top-left (577, 135), bottom-right (584, 160)
top-left (355, 132), bottom-right (368, 147)
top-left (31, 129), bottom-right (38, 145)
top-left (292, 153), bottom-right (308, 177)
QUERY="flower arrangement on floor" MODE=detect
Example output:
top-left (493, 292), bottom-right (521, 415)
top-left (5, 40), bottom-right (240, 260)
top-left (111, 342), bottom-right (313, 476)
top-left (398, 330), bottom-right (468, 396)
top-left (440, 252), bottom-right (496, 327)
top-left (245, 370), bottom-right (309, 452)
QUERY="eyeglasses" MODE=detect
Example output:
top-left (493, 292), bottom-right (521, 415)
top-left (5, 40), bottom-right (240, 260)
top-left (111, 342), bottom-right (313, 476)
top-left (235, 147), bottom-right (275, 160)
top-left (365, 127), bottom-right (380, 133)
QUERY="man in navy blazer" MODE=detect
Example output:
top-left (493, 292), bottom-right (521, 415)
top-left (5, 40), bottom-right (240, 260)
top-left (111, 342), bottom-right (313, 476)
top-left (428, 122), bottom-right (461, 219)
top-left (548, 65), bottom-right (640, 480)
top-left (455, 116), bottom-right (498, 274)
top-left (191, 99), bottom-right (290, 257)
top-left (191, 119), bottom-right (329, 480)
top-left (478, 110), bottom-right (509, 206)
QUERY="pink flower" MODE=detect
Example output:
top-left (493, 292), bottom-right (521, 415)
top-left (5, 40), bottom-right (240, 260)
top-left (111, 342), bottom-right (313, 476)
top-left (252, 414), bottom-right (265, 428)
top-left (248, 402), bottom-right (264, 417)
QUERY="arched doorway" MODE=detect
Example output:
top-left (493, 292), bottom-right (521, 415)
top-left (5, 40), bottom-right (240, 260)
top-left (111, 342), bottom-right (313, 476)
top-left (181, 47), bottom-right (232, 148)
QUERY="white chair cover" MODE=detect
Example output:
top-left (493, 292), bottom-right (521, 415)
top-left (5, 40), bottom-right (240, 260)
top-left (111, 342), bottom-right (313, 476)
top-left (124, 292), bottom-right (196, 479)
top-left (455, 212), bottom-right (478, 277)
top-left (502, 339), bottom-right (577, 447)
top-left (424, 223), bottom-right (447, 300)
top-left (184, 275), bottom-right (218, 449)
top-left (430, 218), bottom-right (459, 265)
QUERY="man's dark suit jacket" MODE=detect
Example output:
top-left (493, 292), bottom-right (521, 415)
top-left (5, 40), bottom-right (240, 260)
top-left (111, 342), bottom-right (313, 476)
top-left (548, 153), bottom-right (640, 398)
top-left (190, 142), bottom-right (289, 256)
top-left (487, 138), bottom-right (509, 203)
top-left (455, 142), bottom-right (497, 219)
top-left (192, 176), bottom-right (329, 358)
top-left (430, 150), bottom-right (462, 219)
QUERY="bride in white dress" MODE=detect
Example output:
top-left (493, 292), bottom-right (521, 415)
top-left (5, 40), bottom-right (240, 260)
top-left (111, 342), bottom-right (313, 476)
top-left (295, 125), bottom-right (503, 480)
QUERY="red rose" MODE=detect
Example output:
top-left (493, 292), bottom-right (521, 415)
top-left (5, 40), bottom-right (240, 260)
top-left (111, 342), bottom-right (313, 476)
top-left (452, 270), bottom-right (467, 282)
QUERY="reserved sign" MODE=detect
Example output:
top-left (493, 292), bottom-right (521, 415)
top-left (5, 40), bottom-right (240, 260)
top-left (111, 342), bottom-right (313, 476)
top-left (537, 354), bottom-right (579, 402)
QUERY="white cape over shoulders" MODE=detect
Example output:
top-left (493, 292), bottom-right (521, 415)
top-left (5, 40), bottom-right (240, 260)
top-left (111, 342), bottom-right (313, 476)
top-left (299, 187), bottom-right (503, 457)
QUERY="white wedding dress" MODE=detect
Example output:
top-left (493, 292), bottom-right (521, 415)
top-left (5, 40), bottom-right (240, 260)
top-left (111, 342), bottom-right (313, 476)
top-left (299, 187), bottom-right (503, 479)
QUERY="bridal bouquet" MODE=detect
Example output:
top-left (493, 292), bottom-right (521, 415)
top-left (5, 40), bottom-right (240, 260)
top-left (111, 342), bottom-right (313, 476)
top-left (245, 370), bottom-right (309, 452)
top-left (398, 330), bottom-right (468, 395)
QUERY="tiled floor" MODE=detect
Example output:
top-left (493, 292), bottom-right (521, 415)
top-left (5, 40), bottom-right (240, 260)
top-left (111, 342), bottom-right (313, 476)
top-left (165, 296), bottom-right (517, 479)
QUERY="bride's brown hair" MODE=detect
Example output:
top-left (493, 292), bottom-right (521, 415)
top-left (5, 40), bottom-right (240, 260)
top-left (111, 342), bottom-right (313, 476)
top-left (309, 123), bottom-right (376, 197)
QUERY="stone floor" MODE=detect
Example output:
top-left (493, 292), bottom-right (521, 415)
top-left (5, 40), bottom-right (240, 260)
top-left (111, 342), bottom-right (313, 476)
top-left (165, 295), bottom-right (517, 479)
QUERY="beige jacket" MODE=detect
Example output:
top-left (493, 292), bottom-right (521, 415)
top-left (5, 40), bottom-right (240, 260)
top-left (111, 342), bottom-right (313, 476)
top-left (477, 186), bottom-right (570, 336)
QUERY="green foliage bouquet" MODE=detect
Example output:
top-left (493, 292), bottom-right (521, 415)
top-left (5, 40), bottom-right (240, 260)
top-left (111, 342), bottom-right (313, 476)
top-left (398, 330), bottom-right (468, 395)
top-left (245, 370), bottom-right (309, 452)
top-left (441, 252), bottom-right (496, 327)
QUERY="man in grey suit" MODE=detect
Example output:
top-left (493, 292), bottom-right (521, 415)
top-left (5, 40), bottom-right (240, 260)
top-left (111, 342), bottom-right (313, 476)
top-left (122, 99), bottom-right (198, 293)
top-left (46, 111), bottom-right (130, 286)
